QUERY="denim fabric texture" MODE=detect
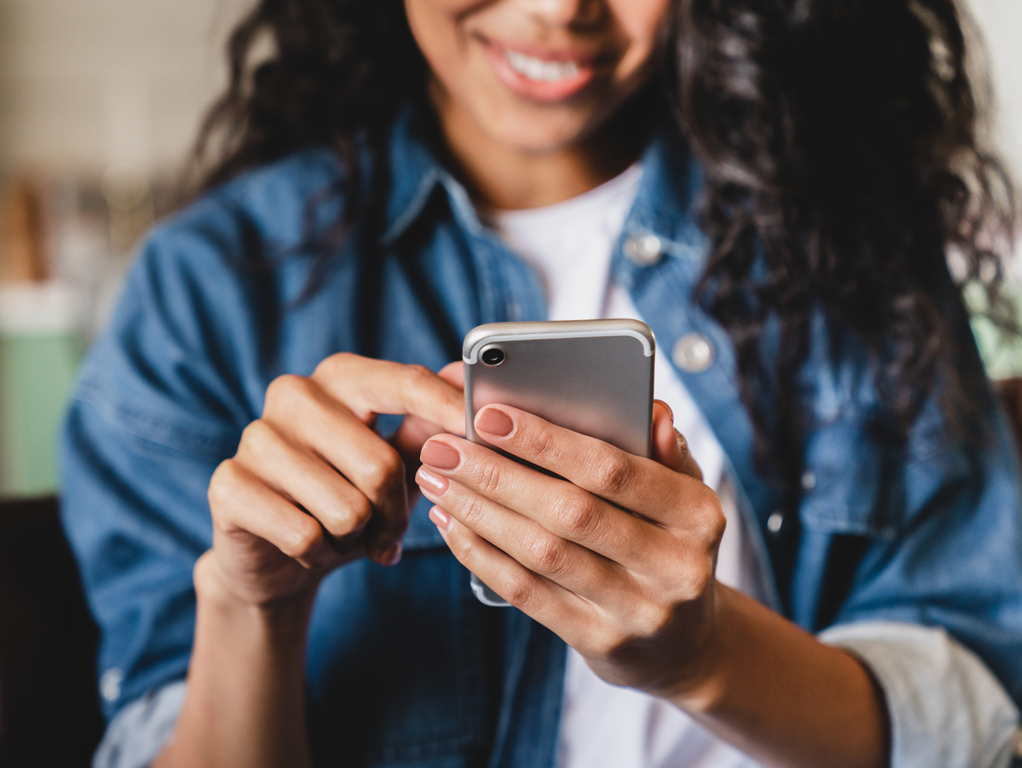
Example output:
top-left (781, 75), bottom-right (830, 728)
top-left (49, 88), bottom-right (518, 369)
top-left (61, 105), bottom-right (1022, 768)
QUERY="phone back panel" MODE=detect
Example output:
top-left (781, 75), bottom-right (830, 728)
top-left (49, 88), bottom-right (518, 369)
top-left (464, 321), bottom-right (655, 459)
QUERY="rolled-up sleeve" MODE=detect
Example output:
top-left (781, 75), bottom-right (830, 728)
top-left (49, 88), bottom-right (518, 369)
top-left (93, 681), bottom-right (186, 768)
top-left (821, 621), bottom-right (1020, 768)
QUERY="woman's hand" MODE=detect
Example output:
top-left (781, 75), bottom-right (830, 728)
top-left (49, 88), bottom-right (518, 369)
top-left (159, 354), bottom-right (466, 768)
top-left (203, 353), bottom-right (465, 609)
top-left (414, 400), bottom-right (726, 701)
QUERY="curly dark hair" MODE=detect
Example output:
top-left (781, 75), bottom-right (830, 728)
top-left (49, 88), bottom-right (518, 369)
top-left (192, 0), bottom-right (1017, 485)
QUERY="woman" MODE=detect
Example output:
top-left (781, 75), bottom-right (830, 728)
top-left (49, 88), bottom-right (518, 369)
top-left (62, 0), bottom-right (1022, 767)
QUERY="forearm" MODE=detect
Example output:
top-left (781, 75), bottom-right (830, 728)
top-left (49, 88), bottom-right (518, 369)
top-left (675, 586), bottom-right (890, 768)
top-left (153, 553), bottom-right (315, 768)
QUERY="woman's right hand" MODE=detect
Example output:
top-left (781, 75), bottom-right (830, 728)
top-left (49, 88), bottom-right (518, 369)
top-left (202, 353), bottom-right (466, 609)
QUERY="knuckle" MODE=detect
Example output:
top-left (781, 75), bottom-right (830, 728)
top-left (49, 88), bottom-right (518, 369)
top-left (324, 495), bottom-right (373, 538)
top-left (556, 491), bottom-right (599, 538)
top-left (688, 561), bottom-right (714, 597)
top-left (500, 571), bottom-right (535, 608)
top-left (313, 351), bottom-right (355, 378)
top-left (282, 519), bottom-right (322, 561)
top-left (526, 533), bottom-right (570, 578)
top-left (668, 557), bottom-right (712, 602)
top-left (459, 493), bottom-right (488, 528)
top-left (591, 627), bottom-right (629, 659)
top-left (632, 600), bottom-right (673, 638)
top-left (591, 451), bottom-right (633, 496)
top-left (404, 363), bottom-right (433, 382)
top-left (475, 460), bottom-right (503, 496)
top-left (400, 363), bottom-right (434, 393)
top-left (240, 419), bottom-right (277, 458)
top-left (709, 509), bottom-right (727, 545)
top-left (448, 528), bottom-right (476, 562)
top-left (208, 460), bottom-right (244, 510)
top-left (265, 374), bottom-right (311, 410)
top-left (527, 424), bottom-right (560, 461)
top-left (676, 432), bottom-right (692, 460)
top-left (694, 491), bottom-right (726, 544)
top-left (347, 495), bottom-right (374, 530)
top-left (363, 447), bottom-right (404, 495)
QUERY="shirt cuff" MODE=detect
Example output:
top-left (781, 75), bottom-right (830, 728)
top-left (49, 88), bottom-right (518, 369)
top-left (820, 621), bottom-right (1020, 768)
top-left (93, 680), bottom-right (186, 768)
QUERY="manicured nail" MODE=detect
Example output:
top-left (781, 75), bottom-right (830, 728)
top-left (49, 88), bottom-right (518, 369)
top-left (416, 467), bottom-right (449, 496)
top-left (429, 506), bottom-right (452, 532)
top-left (476, 407), bottom-right (514, 438)
top-left (380, 542), bottom-right (403, 566)
top-left (421, 439), bottom-right (461, 470)
top-left (656, 399), bottom-right (675, 423)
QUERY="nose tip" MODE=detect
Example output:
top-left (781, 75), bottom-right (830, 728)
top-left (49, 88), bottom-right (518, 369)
top-left (520, 0), bottom-right (605, 27)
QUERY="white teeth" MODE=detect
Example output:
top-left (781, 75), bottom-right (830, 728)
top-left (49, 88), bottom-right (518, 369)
top-left (505, 49), bottom-right (581, 82)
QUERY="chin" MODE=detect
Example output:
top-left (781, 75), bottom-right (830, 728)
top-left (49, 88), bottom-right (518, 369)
top-left (481, 111), bottom-right (595, 156)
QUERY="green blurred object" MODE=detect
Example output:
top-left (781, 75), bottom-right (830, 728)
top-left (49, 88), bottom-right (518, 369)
top-left (0, 332), bottom-right (82, 497)
top-left (968, 282), bottom-right (1022, 381)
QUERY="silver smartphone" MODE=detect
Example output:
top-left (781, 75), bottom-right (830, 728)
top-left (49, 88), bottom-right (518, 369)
top-left (462, 319), bottom-right (656, 606)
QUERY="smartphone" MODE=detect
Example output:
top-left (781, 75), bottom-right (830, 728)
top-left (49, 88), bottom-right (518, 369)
top-left (462, 319), bottom-right (656, 606)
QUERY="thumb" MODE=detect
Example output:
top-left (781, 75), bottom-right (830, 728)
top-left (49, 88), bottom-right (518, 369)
top-left (651, 400), bottom-right (703, 482)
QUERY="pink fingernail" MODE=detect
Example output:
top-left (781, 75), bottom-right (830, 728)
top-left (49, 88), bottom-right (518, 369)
top-left (421, 439), bottom-right (461, 470)
top-left (429, 506), bottom-right (452, 532)
top-left (475, 407), bottom-right (514, 438)
top-left (416, 467), bottom-right (449, 496)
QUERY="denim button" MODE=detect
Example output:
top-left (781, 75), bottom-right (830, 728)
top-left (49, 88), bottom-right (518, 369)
top-left (624, 234), bottom-right (663, 265)
top-left (100, 667), bottom-right (124, 702)
top-left (801, 470), bottom-right (817, 490)
top-left (767, 511), bottom-right (785, 534)
top-left (673, 333), bottom-right (715, 373)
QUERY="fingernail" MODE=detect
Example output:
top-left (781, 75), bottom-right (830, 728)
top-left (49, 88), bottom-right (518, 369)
top-left (476, 407), bottom-right (514, 438)
top-left (657, 399), bottom-right (675, 423)
top-left (429, 506), bottom-right (452, 532)
top-left (416, 467), bottom-right (449, 496)
top-left (381, 542), bottom-right (403, 566)
top-left (421, 439), bottom-right (461, 470)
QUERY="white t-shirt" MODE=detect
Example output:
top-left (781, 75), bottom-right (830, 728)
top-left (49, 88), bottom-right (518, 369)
top-left (490, 166), bottom-right (765, 768)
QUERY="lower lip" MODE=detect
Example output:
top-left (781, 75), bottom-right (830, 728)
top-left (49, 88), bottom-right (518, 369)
top-left (481, 41), bottom-right (598, 103)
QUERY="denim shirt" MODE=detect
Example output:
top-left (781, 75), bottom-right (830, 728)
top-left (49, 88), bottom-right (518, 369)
top-left (62, 107), bottom-right (1022, 768)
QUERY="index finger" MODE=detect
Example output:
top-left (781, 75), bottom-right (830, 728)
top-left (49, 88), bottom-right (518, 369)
top-left (472, 404), bottom-right (711, 526)
top-left (312, 353), bottom-right (466, 436)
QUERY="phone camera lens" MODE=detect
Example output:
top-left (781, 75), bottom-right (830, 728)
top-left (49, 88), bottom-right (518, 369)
top-left (481, 346), bottom-right (506, 366)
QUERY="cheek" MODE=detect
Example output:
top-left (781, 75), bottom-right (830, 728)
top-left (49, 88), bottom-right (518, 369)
top-left (610, 0), bottom-right (671, 77)
top-left (403, 0), bottom-right (479, 84)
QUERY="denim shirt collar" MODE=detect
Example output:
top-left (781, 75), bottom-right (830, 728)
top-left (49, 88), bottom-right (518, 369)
top-left (383, 104), bottom-right (485, 246)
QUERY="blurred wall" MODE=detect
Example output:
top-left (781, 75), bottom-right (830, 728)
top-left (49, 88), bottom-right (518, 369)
top-left (969, 0), bottom-right (1022, 183)
top-left (0, 0), bottom-right (250, 178)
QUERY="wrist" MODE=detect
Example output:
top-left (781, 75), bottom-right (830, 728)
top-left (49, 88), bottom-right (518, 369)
top-left (193, 551), bottom-right (316, 644)
top-left (661, 584), bottom-right (739, 715)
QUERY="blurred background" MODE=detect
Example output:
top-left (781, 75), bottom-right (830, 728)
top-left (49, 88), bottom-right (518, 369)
top-left (0, 0), bottom-right (1019, 500)
top-left (0, 0), bottom-right (248, 498)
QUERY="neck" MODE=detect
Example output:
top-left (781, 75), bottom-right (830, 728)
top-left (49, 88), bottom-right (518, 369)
top-left (429, 85), bottom-right (655, 211)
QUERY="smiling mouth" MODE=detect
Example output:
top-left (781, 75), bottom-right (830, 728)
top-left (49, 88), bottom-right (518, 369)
top-left (479, 37), bottom-right (606, 102)
top-left (504, 49), bottom-right (582, 82)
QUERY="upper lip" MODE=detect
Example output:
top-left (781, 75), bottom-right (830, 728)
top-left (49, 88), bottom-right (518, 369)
top-left (478, 35), bottom-right (611, 67)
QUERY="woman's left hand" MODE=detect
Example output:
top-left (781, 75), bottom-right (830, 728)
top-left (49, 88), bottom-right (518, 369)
top-left (415, 398), bottom-right (727, 702)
